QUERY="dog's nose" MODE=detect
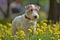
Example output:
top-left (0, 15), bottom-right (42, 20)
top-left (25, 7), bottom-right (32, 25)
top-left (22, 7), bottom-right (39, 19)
top-left (34, 16), bottom-right (37, 18)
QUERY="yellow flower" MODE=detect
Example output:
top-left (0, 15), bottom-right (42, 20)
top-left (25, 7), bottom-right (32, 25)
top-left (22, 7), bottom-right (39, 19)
top-left (36, 23), bottom-right (40, 28)
top-left (1, 28), bottom-right (4, 31)
top-left (7, 23), bottom-right (12, 27)
top-left (30, 26), bottom-right (34, 30)
top-left (28, 29), bottom-right (32, 33)
top-left (0, 24), bottom-right (3, 27)
top-left (53, 28), bottom-right (59, 31)
top-left (11, 35), bottom-right (19, 38)
top-left (19, 30), bottom-right (26, 37)
top-left (41, 21), bottom-right (44, 23)
top-left (51, 37), bottom-right (54, 39)
top-left (34, 31), bottom-right (38, 35)
top-left (48, 25), bottom-right (51, 29)
top-left (13, 35), bottom-right (18, 38)
top-left (37, 28), bottom-right (43, 33)
top-left (19, 30), bottom-right (25, 34)
top-left (43, 23), bottom-right (47, 26)
top-left (3, 25), bottom-right (7, 29)
top-left (41, 31), bottom-right (45, 34)
top-left (43, 26), bottom-right (47, 30)
top-left (39, 38), bottom-right (41, 40)
top-left (16, 31), bottom-right (19, 35)
top-left (23, 39), bottom-right (26, 40)
top-left (20, 33), bottom-right (26, 37)
top-left (41, 26), bottom-right (44, 29)
top-left (54, 31), bottom-right (60, 35)
top-left (42, 26), bottom-right (47, 31)
top-left (58, 39), bottom-right (60, 40)
top-left (44, 20), bottom-right (48, 23)
top-left (53, 24), bottom-right (57, 27)
top-left (56, 23), bottom-right (59, 26)
top-left (0, 34), bottom-right (3, 38)
top-left (57, 35), bottom-right (60, 38)
top-left (5, 29), bottom-right (11, 35)
top-left (10, 36), bottom-right (14, 38)
top-left (49, 29), bottom-right (52, 33)
top-left (0, 38), bottom-right (2, 40)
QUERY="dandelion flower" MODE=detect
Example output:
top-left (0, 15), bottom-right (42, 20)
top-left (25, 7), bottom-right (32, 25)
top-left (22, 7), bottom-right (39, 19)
top-left (51, 37), bottom-right (54, 40)
top-left (0, 24), bottom-right (3, 27)
top-left (36, 23), bottom-right (40, 28)
top-left (7, 23), bottom-right (12, 27)
top-left (10, 36), bottom-right (14, 38)
top-left (34, 31), bottom-right (38, 35)
top-left (19, 30), bottom-right (26, 37)
top-left (39, 38), bottom-right (41, 40)
top-left (5, 29), bottom-right (11, 35)
top-left (49, 29), bottom-right (52, 33)
top-left (53, 24), bottom-right (57, 27)
top-left (3, 25), bottom-right (7, 29)
top-left (58, 39), bottom-right (60, 40)
top-left (43, 23), bottom-right (47, 26)
top-left (37, 28), bottom-right (43, 33)
top-left (30, 26), bottom-right (34, 30)
top-left (54, 31), bottom-right (60, 35)
top-left (0, 38), bottom-right (2, 40)
top-left (28, 29), bottom-right (32, 33)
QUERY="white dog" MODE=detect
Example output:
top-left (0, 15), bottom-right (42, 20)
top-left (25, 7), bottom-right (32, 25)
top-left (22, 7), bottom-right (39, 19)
top-left (11, 4), bottom-right (40, 36)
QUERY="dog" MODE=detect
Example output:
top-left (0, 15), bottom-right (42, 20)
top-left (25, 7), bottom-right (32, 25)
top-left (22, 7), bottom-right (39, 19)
top-left (11, 4), bottom-right (40, 36)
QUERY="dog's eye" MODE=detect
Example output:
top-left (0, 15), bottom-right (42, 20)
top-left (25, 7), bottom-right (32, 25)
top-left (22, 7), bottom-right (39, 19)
top-left (30, 9), bottom-right (33, 11)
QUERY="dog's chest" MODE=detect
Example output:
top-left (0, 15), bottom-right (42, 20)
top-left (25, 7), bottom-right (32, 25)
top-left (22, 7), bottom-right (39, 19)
top-left (17, 18), bottom-right (34, 30)
top-left (21, 20), bottom-right (34, 27)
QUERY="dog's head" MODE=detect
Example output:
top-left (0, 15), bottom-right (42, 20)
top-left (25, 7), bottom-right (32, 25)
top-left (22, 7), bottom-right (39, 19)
top-left (25, 4), bottom-right (40, 20)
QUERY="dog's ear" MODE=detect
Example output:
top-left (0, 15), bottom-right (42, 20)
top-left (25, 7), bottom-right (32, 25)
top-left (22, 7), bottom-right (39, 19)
top-left (35, 5), bottom-right (40, 11)
top-left (25, 4), bottom-right (32, 9)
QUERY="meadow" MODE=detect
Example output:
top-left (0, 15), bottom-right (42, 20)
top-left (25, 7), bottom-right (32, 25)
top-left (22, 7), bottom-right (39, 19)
top-left (0, 18), bottom-right (60, 40)
top-left (0, 0), bottom-right (60, 40)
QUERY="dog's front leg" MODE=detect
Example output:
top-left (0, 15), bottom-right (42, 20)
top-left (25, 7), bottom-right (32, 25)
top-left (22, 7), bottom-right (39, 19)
top-left (11, 22), bottom-right (17, 40)
top-left (11, 22), bottom-right (16, 36)
top-left (34, 22), bottom-right (37, 32)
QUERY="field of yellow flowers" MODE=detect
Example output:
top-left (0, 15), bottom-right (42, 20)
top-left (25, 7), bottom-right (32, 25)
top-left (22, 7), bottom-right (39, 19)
top-left (0, 19), bottom-right (60, 40)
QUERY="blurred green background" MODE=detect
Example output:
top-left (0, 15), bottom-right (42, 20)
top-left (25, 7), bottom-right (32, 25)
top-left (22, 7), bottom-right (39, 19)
top-left (0, 0), bottom-right (60, 24)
